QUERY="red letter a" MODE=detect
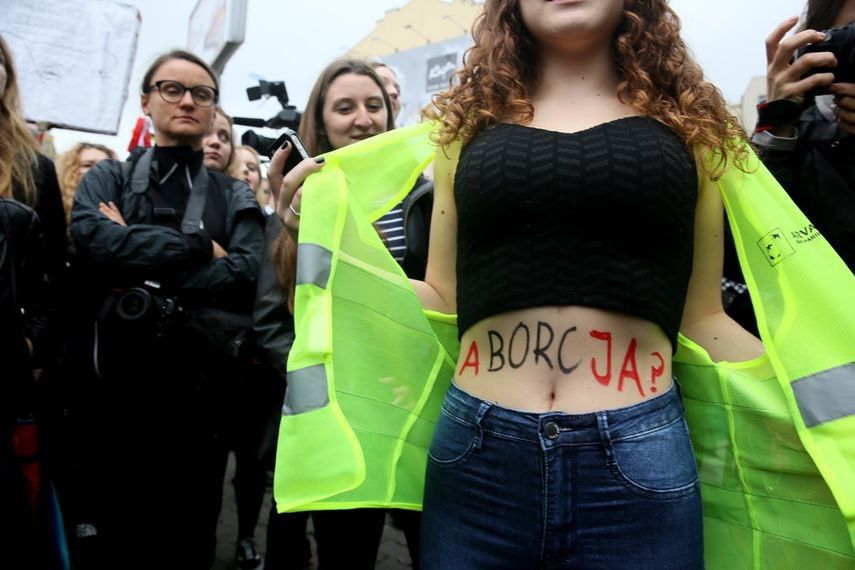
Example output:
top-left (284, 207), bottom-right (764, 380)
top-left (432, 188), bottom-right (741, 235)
top-left (458, 341), bottom-right (480, 377)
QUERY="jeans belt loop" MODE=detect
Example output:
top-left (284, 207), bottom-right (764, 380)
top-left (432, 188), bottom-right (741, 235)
top-left (472, 402), bottom-right (491, 450)
top-left (596, 412), bottom-right (615, 465)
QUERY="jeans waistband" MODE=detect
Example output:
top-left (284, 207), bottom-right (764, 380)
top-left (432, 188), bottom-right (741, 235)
top-left (442, 381), bottom-right (684, 446)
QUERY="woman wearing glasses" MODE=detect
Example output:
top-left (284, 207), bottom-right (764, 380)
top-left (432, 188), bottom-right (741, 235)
top-left (70, 50), bottom-right (264, 569)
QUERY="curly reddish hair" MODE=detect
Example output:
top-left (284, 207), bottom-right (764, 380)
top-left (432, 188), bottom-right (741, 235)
top-left (425, 0), bottom-right (749, 178)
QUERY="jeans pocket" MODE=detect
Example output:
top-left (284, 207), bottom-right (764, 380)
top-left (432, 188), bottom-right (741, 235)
top-left (427, 407), bottom-right (479, 469)
top-left (609, 416), bottom-right (699, 498)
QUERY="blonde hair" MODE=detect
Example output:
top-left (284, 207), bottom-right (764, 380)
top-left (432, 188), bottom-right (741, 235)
top-left (56, 142), bottom-right (117, 226)
top-left (229, 145), bottom-right (267, 204)
top-left (0, 35), bottom-right (39, 204)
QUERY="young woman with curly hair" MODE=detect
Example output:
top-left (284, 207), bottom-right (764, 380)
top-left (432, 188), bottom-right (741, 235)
top-left (56, 142), bottom-right (116, 228)
top-left (275, 1), bottom-right (764, 567)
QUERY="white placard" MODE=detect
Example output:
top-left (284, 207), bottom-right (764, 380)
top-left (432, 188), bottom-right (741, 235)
top-left (0, 0), bottom-right (141, 134)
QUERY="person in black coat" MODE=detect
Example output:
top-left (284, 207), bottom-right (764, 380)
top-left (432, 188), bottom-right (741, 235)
top-left (723, 1), bottom-right (855, 333)
top-left (70, 49), bottom-right (264, 569)
top-left (755, 1), bottom-right (855, 271)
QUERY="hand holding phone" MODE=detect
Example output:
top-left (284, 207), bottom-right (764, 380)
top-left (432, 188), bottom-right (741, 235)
top-left (266, 128), bottom-right (326, 240)
top-left (265, 127), bottom-right (310, 175)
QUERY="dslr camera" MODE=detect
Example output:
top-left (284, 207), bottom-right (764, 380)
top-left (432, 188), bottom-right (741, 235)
top-left (114, 280), bottom-right (179, 339)
top-left (797, 22), bottom-right (855, 94)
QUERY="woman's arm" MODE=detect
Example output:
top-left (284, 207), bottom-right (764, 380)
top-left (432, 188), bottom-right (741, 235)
top-left (680, 167), bottom-right (765, 362)
top-left (71, 161), bottom-right (213, 273)
top-left (410, 143), bottom-right (460, 314)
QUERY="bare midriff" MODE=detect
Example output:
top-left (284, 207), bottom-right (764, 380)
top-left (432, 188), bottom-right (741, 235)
top-left (455, 305), bottom-right (673, 413)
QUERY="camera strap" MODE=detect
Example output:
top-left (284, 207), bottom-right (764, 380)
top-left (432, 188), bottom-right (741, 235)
top-left (181, 166), bottom-right (210, 236)
top-left (128, 148), bottom-right (210, 236)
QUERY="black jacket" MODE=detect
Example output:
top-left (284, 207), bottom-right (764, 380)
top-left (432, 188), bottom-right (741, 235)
top-left (0, 199), bottom-right (48, 423)
top-left (71, 149), bottom-right (264, 309)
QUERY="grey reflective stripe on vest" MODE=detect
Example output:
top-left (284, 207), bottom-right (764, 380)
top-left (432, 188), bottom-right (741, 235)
top-left (283, 364), bottom-right (329, 415)
top-left (792, 361), bottom-right (855, 427)
top-left (296, 243), bottom-right (332, 289)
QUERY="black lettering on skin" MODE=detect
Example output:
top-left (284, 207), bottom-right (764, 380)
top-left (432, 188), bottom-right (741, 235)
top-left (508, 322), bottom-right (530, 369)
top-left (488, 330), bottom-right (505, 372)
top-left (557, 326), bottom-right (582, 375)
top-left (534, 321), bottom-right (554, 369)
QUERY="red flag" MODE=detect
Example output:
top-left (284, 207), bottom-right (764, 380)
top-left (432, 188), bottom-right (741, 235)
top-left (127, 116), bottom-right (152, 152)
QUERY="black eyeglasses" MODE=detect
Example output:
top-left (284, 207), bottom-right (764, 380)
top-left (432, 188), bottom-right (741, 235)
top-left (145, 80), bottom-right (219, 107)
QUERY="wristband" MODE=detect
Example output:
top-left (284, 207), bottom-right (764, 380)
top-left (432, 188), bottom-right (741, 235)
top-left (755, 99), bottom-right (804, 132)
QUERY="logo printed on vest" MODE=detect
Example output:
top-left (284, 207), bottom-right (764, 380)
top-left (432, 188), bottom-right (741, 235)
top-left (757, 227), bottom-right (796, 266)
top-left (791, 223), bottom-right (821, 245)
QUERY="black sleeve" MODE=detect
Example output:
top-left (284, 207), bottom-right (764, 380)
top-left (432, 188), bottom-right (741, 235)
top-left (33, 154), bottom-right (68, 286)
top-left (71, 160), bottom-right (213, 278)
top-left (252, 215), bottom-right (294, 380)
top-left (756, 145), bottom-right (804, 204)
top-left (18, 210), bottom-right (52, 368)
top-left (178, 181), bottom-right (265, 295)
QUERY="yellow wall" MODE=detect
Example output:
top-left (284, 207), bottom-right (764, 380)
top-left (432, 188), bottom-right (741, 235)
top-left (349, 0), bottom-right (482, 58)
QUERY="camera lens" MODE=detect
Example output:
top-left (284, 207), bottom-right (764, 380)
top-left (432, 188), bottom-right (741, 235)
top-left (116, 288), bottom-right (151, 321)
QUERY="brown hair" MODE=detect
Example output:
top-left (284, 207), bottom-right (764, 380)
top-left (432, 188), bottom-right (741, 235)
top-left (424, 0), bottom-right (749, 178)
top-left (0, 35), bottom-right (39, 204)
top-left (298, 58), bottom-right (395, 155)
top-left (56, 142), bottom-right (117, 226)
top-left (803, 0), bottom-right (847, 30)
top-left (140, 49), bottom-right (219, 95)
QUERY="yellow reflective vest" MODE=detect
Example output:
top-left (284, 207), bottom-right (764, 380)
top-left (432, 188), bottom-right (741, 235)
top-left (274, 122), bottom-right (855, 566)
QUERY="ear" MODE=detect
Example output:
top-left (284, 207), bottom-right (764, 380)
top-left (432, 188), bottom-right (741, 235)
top-left (141, 93), bottom-right (151, 116)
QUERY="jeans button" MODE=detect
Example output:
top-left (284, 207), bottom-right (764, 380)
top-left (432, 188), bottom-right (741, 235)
top-left (544, 421), bottom-right (559, 439)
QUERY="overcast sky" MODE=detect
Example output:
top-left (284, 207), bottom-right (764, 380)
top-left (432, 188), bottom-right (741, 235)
top-left (50, 0), bottom-right (808, 155)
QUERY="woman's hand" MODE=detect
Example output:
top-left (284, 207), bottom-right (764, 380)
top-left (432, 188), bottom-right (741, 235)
top-left (99, 201), bottom-right (127, 226)
top-left (212, 241), bottom-right (228, 259)
top-left (269, 143), bottom-right (325, 241)
top-left (831, 83), bottom-right (855, 135)
top-left (765, 16), bottom-right (837, 136)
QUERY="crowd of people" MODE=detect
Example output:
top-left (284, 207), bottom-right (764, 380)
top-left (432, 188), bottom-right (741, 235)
top-left (1, 0), bottom-right (853, 568)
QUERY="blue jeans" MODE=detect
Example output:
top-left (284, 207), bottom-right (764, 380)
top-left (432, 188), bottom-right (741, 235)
top-left (421, 382), bottom-right (702, 569)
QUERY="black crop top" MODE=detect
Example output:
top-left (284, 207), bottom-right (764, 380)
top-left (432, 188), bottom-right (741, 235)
top-left (455, 117), bottom-right (698, 351)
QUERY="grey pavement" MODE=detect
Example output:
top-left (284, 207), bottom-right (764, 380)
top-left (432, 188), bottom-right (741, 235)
top-left (213, 453), bottom-right (414, 570)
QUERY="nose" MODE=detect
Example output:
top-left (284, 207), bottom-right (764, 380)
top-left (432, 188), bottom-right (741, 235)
top-left (353, 105), bottom-right (373, 128)
top-left (206, 136), bottom-right (220, 149)
top-left (178, 89), bottom-right (196, 108)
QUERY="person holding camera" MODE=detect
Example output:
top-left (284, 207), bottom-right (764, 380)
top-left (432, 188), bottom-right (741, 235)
top-left (757, 0), bottom-right (855, 271)
top-left (70, 49), bottom-right (264, 569)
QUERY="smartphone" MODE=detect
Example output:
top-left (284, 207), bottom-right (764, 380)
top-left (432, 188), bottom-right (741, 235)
top-left (265, 127), bottom-right (311, 175)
